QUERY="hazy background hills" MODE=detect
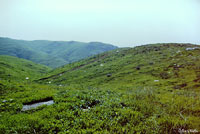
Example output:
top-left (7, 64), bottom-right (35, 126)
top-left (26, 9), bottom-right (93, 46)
top-left (0, 37), bottom-right (117, 68)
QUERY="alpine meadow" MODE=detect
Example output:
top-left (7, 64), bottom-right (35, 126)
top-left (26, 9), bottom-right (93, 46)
top-left (1, 41), bottom-right (200, 133)
top-left (0, 0), bottom-right (200, 133)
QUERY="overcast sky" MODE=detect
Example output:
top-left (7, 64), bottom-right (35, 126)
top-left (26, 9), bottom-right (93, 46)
top-left (0, 0), bottom-right (199, 47)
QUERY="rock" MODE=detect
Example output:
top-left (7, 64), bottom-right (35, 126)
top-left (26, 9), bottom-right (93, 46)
top-left (136, 66), bottom-right (140, 70)
top-left (149, 62), bottom-right (154, 65)
top-left (2, 100), bottom-right (7, 103)
top-left (186, 47), bottom-right (199, 51)
top-left (107, 74), bottom-right (112, 77)
top-left (174, 83), bottom-right (187, 89)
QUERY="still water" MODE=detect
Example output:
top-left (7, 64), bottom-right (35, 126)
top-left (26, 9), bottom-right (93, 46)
top-left (22, 100), bottom-right (54, 111)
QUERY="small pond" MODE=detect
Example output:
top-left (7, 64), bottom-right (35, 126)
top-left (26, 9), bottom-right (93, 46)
top-left (22, 100), bottom-right (54, 111)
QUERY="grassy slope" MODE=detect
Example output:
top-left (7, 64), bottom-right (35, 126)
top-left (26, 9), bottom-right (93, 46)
top-left (0, 55), bottom-right (51, 81)
top-left (38, 43), bottom-right (200, 91)
top-left (1, 43), bottom-right (200, 133)
top-left (0, 37), bottom-right (117, 68)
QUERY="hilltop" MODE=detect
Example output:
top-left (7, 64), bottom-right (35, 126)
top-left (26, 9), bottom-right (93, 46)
top-left (38, 43), bottom-right (200, 91)
top-left (0, 37), bottom-right (117, 68)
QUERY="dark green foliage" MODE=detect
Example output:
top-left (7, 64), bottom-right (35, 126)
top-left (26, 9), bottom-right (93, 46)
top-left (0, 37), bottom-right (117, 68)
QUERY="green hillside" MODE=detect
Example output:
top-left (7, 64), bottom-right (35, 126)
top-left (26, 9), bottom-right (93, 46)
top-left (38, 43), bottom-right (200, 90)
top-left (0, 37), bottom-right (117, 68)
top-left (0, 55), bottom-right (51, 81)
top-left (1, 43), bottom-right (200, 133)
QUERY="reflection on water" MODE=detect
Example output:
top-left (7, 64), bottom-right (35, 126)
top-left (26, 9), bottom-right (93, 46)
top-left (22, 100), bottom-right (54, 111)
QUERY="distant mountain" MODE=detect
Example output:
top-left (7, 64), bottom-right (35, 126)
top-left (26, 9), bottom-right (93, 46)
top-left (0, 55), bottom-right (51, 81)
top-left (0, 37), bottom-right (117, 68)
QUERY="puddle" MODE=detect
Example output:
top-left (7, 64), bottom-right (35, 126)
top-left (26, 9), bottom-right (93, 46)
top-left (22, 100), bottom-right (54, 111)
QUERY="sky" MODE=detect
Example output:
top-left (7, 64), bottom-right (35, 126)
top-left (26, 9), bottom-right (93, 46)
top-left (0, 0), bottom-right (199, 47)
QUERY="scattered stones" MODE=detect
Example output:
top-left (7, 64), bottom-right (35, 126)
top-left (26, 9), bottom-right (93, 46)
top-left (186, 47), bottom-right (199, 51)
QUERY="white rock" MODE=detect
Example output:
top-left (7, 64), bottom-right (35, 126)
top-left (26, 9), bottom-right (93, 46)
top-left (82, 109), bottom-right (88, 112)
top-left (186, 47), bottom-right (200, 51)
top-left (154, 80), bottom-right (159, 82)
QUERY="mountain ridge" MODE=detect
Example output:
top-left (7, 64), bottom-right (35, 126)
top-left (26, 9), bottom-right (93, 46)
top-left (0, 37), bottom-right (117, 68)
top-left (37, 43), bottom-right (200, 90)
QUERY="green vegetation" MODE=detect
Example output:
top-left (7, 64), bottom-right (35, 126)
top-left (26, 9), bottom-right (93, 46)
top-left (0, 37), bottom-right (117, 68)
top-left (1, 43), bottom-right (200, 133)
top-left (0, 55), bottom-right (51, 81)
